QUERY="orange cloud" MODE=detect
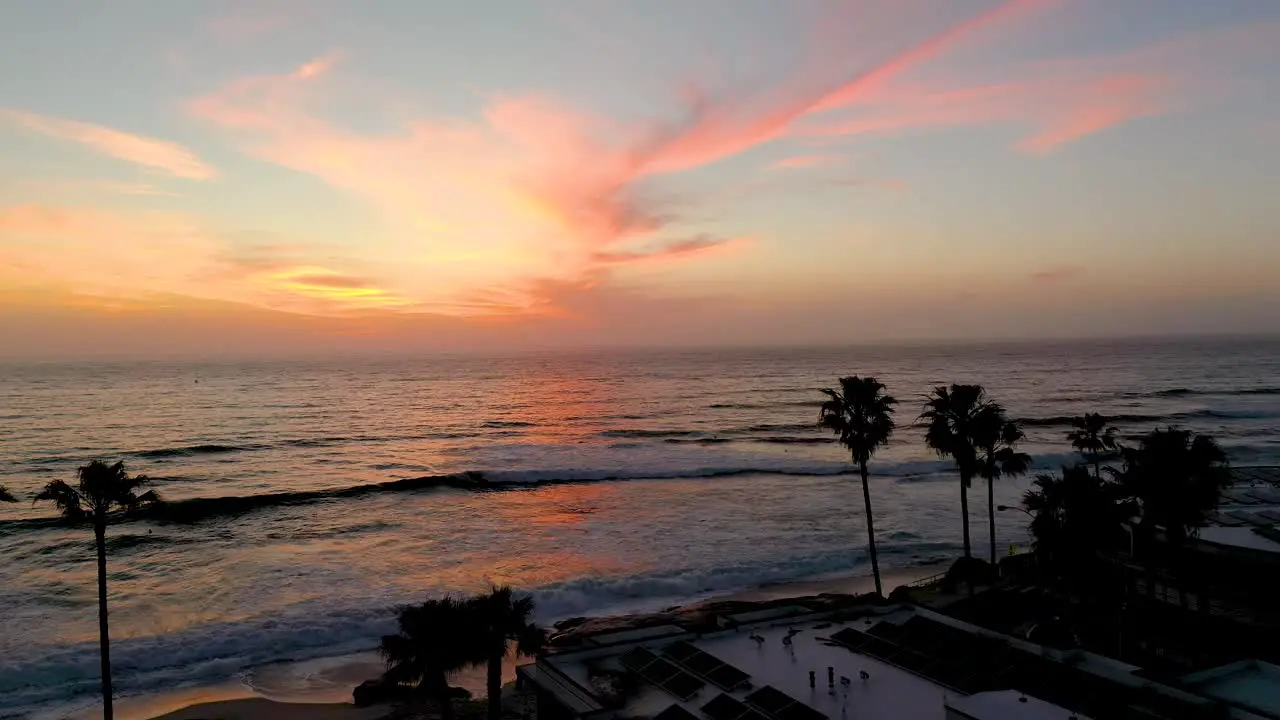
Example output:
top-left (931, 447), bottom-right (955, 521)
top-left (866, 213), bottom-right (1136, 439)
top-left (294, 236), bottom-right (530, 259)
top-left (0, 110), bottom-right (216, 180)
top-left (187, 59), bottom-right (740, 316)
top-left (0, 204), bottom-right (406, 317)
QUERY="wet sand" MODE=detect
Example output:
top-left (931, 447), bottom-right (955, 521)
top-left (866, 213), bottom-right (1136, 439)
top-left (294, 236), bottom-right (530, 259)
top-left (149, 698), bottom-right (386, 720)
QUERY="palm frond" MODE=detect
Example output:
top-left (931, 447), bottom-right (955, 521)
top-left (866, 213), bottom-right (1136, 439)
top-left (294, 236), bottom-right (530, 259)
top-left (0, 486), bottom-right (16, 503)
top-left (818, 376), bottom-right (896, 465)
top-left (34, 479), bottom-right (87, 523)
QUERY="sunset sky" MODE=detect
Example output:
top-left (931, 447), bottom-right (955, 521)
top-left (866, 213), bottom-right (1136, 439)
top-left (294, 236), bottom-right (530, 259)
top-left (2, 0), bottom-right (1278, 357)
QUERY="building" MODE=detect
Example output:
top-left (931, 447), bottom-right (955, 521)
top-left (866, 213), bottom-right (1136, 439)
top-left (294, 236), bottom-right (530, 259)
top-left (518, 601), bottom-right (1233, 720)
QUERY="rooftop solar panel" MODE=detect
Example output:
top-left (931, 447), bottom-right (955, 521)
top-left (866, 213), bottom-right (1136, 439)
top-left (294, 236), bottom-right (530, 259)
top-left (662, 671), bottom-right (706, 701)
top-left (867, 622), bottom-right (903, 640)
top-left (620, 647), bottom-right (659, 671)
top-left (858, 637), bottom-right (898, 659)
top-left (663, 641), bottom-right (701, 662)
top-left (662, 642), bottom-right (752, 690)
top-left (702, 693), bottom-right (750, 720)
top-left (774, 702), bottom-right (827, 720)
top-left (653, 704), bottom-right (700, 720)
top-left (705, 664), bottom-right (750, 690)
top-left (646, 658), bottom-right (683, 684)
top-left (683, 652), bottom-right (724, 675)
top-left (744, 686), bottom-right (794, 714)
top-left (828, 628), bottom-right (868, 650)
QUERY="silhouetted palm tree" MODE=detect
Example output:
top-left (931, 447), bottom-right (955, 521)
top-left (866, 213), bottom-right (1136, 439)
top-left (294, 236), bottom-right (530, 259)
top-left (34, 460), bottom-right (158, 720)
top-left (0, 486), bottom-right (15, 502)
top-left (819, 376), bottom-right (897, 596)
top-left (1115, 428), bottom-right (1230, 543)
top-left (381, 596), bottom-right (485, 720)
top-left (473, 586), bottom-right (545, 720)
top-left (920, 384), bottom-right (989, 560)
top-left (1067, 414), bottom-right (1119, 478)
top-left (974, 404), bottom-right (1031, 565)
top-left (1022, 465), bottom-right (1132, 588)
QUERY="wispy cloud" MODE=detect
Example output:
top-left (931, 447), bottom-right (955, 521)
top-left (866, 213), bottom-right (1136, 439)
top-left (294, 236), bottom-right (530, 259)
top-left (182, 7), bottom-right (1279, 322)
top-left (0, 204), bottom-right (403, 316)
top-left (1, 110), bottom-right (216, 180)
top-left (187, 58), bottom-right (746, 315)
top-left (1030, 265), bottom-right (1084, 283)
top-left (769, 154), bottom-right (832, 170)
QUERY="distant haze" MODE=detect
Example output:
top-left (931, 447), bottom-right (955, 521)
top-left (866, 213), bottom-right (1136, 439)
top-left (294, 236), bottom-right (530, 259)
top-left (2, 1), bottom-right (1279, 358)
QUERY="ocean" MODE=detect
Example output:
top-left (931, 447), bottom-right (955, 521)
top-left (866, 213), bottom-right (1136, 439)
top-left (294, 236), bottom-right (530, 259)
top-left (1, 338), bottom-right (1278, 717)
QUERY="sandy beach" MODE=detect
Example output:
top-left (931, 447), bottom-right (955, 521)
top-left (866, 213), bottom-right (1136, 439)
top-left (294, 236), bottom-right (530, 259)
top-left (150, 698), bottom-right (387, 720)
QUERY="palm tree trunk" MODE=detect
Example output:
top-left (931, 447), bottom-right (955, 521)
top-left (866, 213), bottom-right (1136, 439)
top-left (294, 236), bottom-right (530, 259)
top-left (487, 637), bottom-right (504, 720)
top-left (987, 474), bottom-right (997, 566)
top-left (436, 672), bottom-right (457, 720)
top-left (858, 461), bottom-right (883, 596)
top-left (959, 472), bottom-right (972, 559)
top-left (94, 520), bottom-right (114, 720)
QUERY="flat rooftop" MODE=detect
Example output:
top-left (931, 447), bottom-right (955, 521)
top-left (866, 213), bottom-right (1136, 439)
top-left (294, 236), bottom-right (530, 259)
top-left (1182, 660), bottom-right (1280, 719)
top-left (524, 605), bottom-right (1218, 720)
top-left (1195, 469), bottom-right (1280, 554)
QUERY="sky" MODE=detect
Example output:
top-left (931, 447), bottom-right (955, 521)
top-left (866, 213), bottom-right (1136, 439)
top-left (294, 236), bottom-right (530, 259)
top-left (1, 0), bottom-right (1278, 358)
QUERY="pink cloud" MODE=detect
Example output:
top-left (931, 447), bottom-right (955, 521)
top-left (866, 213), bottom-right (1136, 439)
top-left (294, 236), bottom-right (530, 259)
top-left (794, 22), bottom-right (1280, 154)
top-left (1018, 74), bottom-right (1169, 153)
top-left (769, 154), bottom-right (831, 170)
top-left (181, 12), bottom-right (1279, 321)
top-left (0, 110), bottom-right (216, 180)
top-left (187, 59), bottom-right (738, 315)
top-left (616, 1), bottom-right (1049, 177)
top-left (591, 235), bottom-right (744, 265)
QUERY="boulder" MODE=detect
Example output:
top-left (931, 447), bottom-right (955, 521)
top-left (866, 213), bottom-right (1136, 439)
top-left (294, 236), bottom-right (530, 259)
top-left (353, 678), bottom-right (412, 707)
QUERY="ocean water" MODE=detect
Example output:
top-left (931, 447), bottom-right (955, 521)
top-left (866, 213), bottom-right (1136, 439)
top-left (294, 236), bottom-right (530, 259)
top-left (1, 338), bottom-right (1278, 717)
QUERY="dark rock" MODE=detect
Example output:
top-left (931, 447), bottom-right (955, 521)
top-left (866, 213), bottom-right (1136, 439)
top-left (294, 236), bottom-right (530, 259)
top-left (448, 685), bottom-right (473, 700)
top-left (353, 678), bottom-right (412, 707)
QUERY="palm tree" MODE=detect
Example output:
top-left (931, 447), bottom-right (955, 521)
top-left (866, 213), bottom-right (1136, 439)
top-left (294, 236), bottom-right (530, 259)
top-left (818, 376), bottom-right (897, 596)
top-left (1067, 413), bottom-right (1119, 478)
top-left (920, 384), bottom-right (989, 560)
top-left (0, 486), bottom-right (16, 502)
top-left (381, 596), bottom-right (485, 720)
top-left (1115, 428), bottom-right (1230, 543)
top-left (1022, 465), bottom-right (1133, 589)
top-left (1113, 427), bottom-right (1229, 610)
top-left (34, 460), bottom-right (159, 720)
top-left (974, 404), bottom-right (1031, 565)
top-left (472, 586), bottom-right (545, 720)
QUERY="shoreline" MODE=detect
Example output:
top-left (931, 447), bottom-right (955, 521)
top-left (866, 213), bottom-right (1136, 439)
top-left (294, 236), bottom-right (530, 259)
top-left (88, 564), bottom-right (946, 720)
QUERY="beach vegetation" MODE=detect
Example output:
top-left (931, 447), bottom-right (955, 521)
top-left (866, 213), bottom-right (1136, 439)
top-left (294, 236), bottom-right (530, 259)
top-left (920, 384), bottom-right (990, 561)
top-left (381, 596), bottom-right (486, 720)
top-left (818, 376), bottom-right (898, 596)
top-left (471, 586), bottom-right (544, 720)
top-left (1068, 413), bottom-right (1120, 479)
top-left (974, 404), bottom-right (1031, 565)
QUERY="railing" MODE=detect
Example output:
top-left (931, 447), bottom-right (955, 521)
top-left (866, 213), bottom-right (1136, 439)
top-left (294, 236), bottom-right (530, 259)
top-left (908, 571), bottom-right (947, 588)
